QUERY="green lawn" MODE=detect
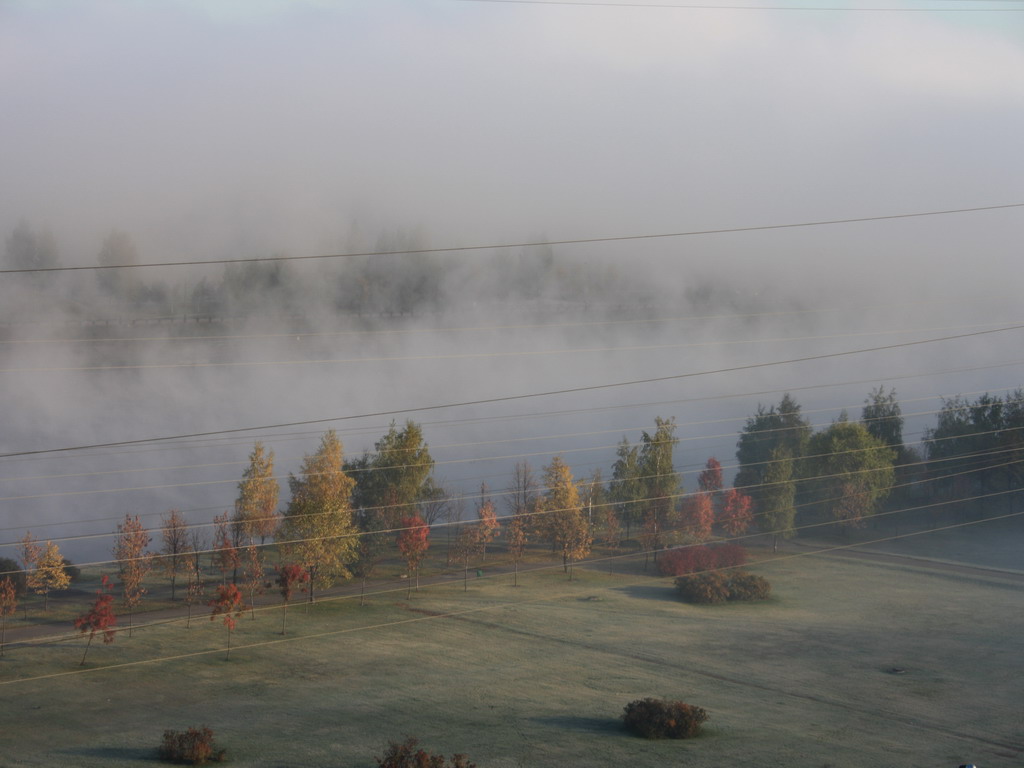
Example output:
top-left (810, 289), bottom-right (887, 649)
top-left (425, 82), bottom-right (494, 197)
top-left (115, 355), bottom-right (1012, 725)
top-left (0, 545), bottom-right (1020, 767)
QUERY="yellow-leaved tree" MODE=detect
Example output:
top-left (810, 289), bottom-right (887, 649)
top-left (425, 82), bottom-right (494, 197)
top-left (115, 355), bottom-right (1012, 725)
top-left (278, 430), bottom-right (358, 602)
top-left (234, 441), bottom-right (280, 545)
top-left (30, 541), bottom-right (71, 611)
top-left (543, 457), bottom-right (592, 580)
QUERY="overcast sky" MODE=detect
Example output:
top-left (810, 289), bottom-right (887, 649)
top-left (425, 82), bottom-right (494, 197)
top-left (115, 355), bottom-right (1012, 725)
top-left (3, 0), bottom-right (1022, 266)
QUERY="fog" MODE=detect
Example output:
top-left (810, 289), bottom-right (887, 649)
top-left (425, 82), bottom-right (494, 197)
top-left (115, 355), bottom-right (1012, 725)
top-left (1, 0), bottom-right (1022, 566)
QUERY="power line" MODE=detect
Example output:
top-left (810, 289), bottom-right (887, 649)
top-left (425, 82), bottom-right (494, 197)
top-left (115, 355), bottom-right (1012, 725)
top-left (3, 323), bottom-right (1021, 459)
top-left (456, 0), bottom-right (1024, 10)
top-left (2, 202), bottom-right (1022, 275)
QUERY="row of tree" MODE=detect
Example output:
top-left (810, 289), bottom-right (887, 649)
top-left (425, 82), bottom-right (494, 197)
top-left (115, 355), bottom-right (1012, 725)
top-left (4, 387), bottom-right (1021, 640)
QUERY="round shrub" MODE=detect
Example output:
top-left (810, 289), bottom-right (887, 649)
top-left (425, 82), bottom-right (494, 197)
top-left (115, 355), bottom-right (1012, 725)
top-left (674, 572), bottom-right (730, 604)
top-left (727, 571), bottom-right (771, 601)
top-left (157, 726), bottom-right (226, 765)
top-left (623, 697), bottom-right (709, 739)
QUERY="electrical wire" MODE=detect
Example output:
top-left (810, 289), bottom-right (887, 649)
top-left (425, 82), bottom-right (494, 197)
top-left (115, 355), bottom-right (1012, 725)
top-left (3, 323), bottom-right (1021, 459)
top-left (456, 0), bottom-right (1024, 8)
top-left (2, 202), bottom-right (1022, 276)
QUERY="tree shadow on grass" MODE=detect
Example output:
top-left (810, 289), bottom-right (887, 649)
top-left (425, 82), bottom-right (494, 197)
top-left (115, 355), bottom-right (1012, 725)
top-left (56, 746), bottom-right (155, 763)
top-left (612, 584), bottom-right (677, 602)
top-left (531, 715), bottom-right (622, 734)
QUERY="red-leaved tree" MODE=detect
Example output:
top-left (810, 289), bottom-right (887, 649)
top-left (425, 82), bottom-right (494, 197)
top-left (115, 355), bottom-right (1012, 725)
top-left (720, 488), bottom-right (754, 537)
top-left (475, 485), bottom-right (500, 561)
top-left (212, 511), bottom-right (240, 585)
top-left (74, 574), bottom-right (117, 666)
top-left (275, 564), bottom-right (309, 635)
top-left (209, 583), bottom-right (245, 660)
top-left (698, 458), bottom-right (724, 494)
top-left (113, 514), bottom-right (151, 638)
top-left (681, 493), bottom-right (715, 543)
top-left (397, 515), bottom-right (430, 598)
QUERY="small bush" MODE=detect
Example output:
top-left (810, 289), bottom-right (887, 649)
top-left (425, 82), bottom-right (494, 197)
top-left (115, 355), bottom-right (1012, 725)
top-left (674, 572), bottom-right (730, 604)
top-left (622, 697), bottom-right (708, 739)
top-left (728, 571), bottom-right (771, 601)
top-left (376, 736), bottom-right (476, 768)
top-left (674, 569), bottom-right (771, 604)
top-left (158, 726), bottom-right (226, 765)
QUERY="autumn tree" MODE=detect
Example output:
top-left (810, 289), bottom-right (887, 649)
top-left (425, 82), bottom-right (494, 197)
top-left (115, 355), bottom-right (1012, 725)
top-left (183, 552), bottom-right (206, 630)
top-left (74, 575), bottom-right (117, 666)
top-left (760, 447), bottom-right (797, 553)
top-left (240, 544), bottom-right (266, 620)
top-left (0, 557), bottom-right (25, 597)
top-left (579, 468), bottom-right (606, 529)
top-left (209, 583), bottom-right (245, 660)
top-left (506, 506), bottom-right (529, 587)
top-left (113, 514), bottom-right (152, 637)
top-left (0, 577), bottom-right (17, 657)
top-left (275, 564), bottom-right (309, 634)
top-left (638, 417), bottom-right (681, 564)
top-left (348, 420), bottom-right (434, 527)
top-left (160, 510), bottom-right (190, 601)
top-left (18, 532), bottom-right (41, 612)
top-left (475, 485), bottom-right (500, 560)
top-left (278, 430), bottom-right (359, 602)
top-left (234, 441), bottom-right (280, 545)
top-left (211, 511), bottom-right (240, 585)
top-left (397, 514), bottom-right (430, 597)
top-left (542, 457), bottom-right (591, 580)
top-left (30, 541), bottom-right (71, 611)
top-left (601, 503), bottom-right (623, 552)
top-left (735, 394), bottom-right (811, 513)
top-left (351, 508), bottom-right (389, 606)
top-left (453, 525), bottom-right (482, 592)
top-left (680, 493), bottom-right (715, 543)
top-left (719, 488), bottom-right (754, 537)
top-left (609, 438), bottom-right (644, 540)
top-left (806, 417), bottom-right (895, 529)
top-left (698, 458), bottom-right (724, 494)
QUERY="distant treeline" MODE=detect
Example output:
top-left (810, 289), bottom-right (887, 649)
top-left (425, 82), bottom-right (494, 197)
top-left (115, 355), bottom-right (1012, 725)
top-left (2, 220), bottom-right (776, 325)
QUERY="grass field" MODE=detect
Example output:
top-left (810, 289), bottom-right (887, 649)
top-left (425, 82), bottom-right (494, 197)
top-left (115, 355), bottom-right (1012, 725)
top-left (0, 535), bottom-right (1021, 768)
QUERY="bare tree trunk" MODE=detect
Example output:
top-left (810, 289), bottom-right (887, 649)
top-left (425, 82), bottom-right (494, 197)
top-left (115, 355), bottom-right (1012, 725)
top-left (79, 633), bottom-right (94, 666)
